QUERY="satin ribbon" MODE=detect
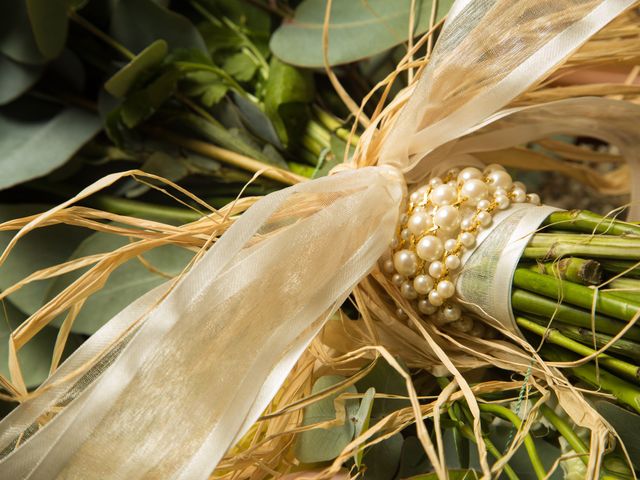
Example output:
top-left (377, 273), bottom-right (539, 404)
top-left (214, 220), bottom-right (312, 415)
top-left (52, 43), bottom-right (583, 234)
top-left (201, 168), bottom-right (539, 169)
top-left (0, 1), bottom-right (637, 478)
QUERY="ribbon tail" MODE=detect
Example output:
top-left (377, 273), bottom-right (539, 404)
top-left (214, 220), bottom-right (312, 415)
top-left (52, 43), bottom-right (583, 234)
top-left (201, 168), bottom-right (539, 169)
top-left (0, 167), bottom-right (404, 479)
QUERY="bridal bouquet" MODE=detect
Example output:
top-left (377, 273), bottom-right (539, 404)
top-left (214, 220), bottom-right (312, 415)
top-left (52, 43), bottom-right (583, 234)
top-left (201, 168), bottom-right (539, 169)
top-left (1, 0), bottom-right (640, 479)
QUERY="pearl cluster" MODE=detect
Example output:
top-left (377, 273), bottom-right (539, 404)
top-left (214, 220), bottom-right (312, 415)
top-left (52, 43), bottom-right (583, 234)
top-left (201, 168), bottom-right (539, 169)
top-left (380, 164), bottom-right (541, 334)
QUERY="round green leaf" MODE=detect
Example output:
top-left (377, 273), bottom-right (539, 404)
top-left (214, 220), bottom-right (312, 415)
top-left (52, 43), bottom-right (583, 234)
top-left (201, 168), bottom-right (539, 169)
top-left (361, 433), bottom-right (404, 480)
top-left (0, 0), bottom-right (46, 65)
top-left (270, 0), bottom-right (454, 67)
top-left (47, 231), bottom-right (194, 334)
top-left (26, 0), bottom-right (68, 60)
top-left (0, 54), bottom-right (43, 105)
top-left (0, 97), bottom-right (102, 190)
top-left (295, 375), bottom-right (359, 463)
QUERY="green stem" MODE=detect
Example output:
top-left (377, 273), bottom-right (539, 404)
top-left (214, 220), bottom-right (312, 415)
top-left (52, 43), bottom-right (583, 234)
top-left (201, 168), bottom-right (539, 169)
top-left (27, 181), bottom-right (202, 224)
top-left (516, 317), bottom-right (640, 383)
top-left (447, 404), bottom-right (520, 480)
top-left (524, 233), bottom-right (640, 261)
top-left (538, 404), bottom-right (588, 465)
top-left (511, 289), bottom-right (640, 342)
top-left (557, 324), bottom-right (640, 362)
top-left (607, 278), bottom-right (640, 303)
top-left (313, 106), bottom-right (360, 144)
top-left (70, 12), bottom-right (134, 60)
top-left (601, 260), bottom-right (640, 279)
top-left (543, 210), bottom-right (640, 236)
top-left (542, 346), bottom-right (640, 414)
top-left (478, 404), bottom-right (547, 480)
top-left (513, 269), bottom-right (640, 323)
top-left (528, 257), bottom-right (602, 285)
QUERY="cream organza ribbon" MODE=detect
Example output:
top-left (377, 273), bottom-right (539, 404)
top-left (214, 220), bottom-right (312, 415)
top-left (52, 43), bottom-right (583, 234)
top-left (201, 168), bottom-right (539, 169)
top-left (1, 0), bottom-right (639, 478)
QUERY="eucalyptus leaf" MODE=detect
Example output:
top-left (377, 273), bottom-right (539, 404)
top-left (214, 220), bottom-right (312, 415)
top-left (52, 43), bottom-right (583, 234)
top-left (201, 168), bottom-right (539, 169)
top-left (229, 92), bottom-right (282, 148)
top-left (47, 231), bottom-right (194, 334)
top-left (398, 437), bottom-right (431, 478)
top-left (354, 387), bottom-right (375, 467)
top-left (125, 151), bottom-right (189, 198)
top-left (362, 433), bottom-right (403, 480)
top-left (356, 358), bottom-right (410, 421)
top-left (270, 0), bottom-right (454, 67)
top-left (295, 375), bottom-right (359, 463)
top-left (0, 0), bottom-right (46, 65)
top-left (0, 54), bottom-right (42, 105)
top-left (0, 98), bottom-right (102, 190)
top-left (595, 400), bottom-right (640, 467)
top-left (105, 39), bottom-right (168, 98)
top-left (111, 0), bottom-right (207, 54)
top-left (0, 299), bottom-right (56, 387)
top-left (264, 57), bottom-right (314, 147)
top-left (0, 204), bottom-right (89, 316)
top-left (25, 0), bottom-right (68, 60)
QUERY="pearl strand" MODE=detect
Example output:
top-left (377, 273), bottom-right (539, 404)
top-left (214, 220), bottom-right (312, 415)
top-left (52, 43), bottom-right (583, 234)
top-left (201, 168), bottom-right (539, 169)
top-left (381, 164), bottom-right (541, 334)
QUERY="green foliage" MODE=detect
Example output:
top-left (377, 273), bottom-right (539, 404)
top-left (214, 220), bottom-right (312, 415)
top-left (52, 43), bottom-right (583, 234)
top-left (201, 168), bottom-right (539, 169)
top-left (47, 231), bottom-right (194, 334)
top-left (26, 0), bottom-right (68, 60)
top-left (270, 0), bottom-right (454, 67)
top-left (295, 375), bottom-right (359, 463)
top-left (105, 40), bottom-right (168, 98)
top-left (0, 204), bottom-right (89, 316)
top-left (0, 55), bottom-right (42, 105)
top-left (0, 98), bottom-right (101, 190)
top-left (264, 57), bottom-right (315, 147)
top-left (110, 0), bottom-right (207, 54)
top-left (356, 358), bottom-right (410, 422)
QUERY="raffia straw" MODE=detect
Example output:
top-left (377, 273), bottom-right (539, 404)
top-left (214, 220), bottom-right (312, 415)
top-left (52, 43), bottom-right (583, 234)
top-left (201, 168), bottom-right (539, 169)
top-left (2, 4), bottom-right (640, 479)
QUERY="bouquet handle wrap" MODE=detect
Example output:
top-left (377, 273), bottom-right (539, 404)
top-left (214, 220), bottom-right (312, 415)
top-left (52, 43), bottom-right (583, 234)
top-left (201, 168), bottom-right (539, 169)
top-left (1, 0), bottom-right (638, 478)
top-left (456, 204), bottom-right (560, 333)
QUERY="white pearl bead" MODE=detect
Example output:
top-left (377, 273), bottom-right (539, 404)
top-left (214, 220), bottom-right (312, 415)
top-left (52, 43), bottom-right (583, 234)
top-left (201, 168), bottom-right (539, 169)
top-left (444, 239), bottom-right (458, 252)
top-left (431, 184), bottom-right (457, 206)
top-left (512, 188), bottom-right (526, 203)
top-left (396, 308), bottom-right (408, 319)
top-left (445, 254), bottom-right (461, 270)
top-left (495, 195), bottom-right (510, 210)
top-left (460, 218), bottom-right (474, 231)
top-left (451, 317), bottom-right (474, 332)
top-left (393, 250), bottom-right (417, 276)
top-left (409, 192), bottom-right (421, 203)
top-left (428, 290), bottom-right (443, 307)
top-left (442, 304), bottom-right (461, 322)
top-left (400, 228), bottom-right (411, 240)
top-left (382, 259), bottom-right (395, 274)
top-left (416, 185), bottom-right (430, 196)
top-left (476, 211), bottom-right (492, 227)
top-left (429, 177), bottom-right (443, 187)
top-left (527, 193), bottom-right (541, 205)
top-left (433, 205), bottom-right (460, 229)
top-left (460, 179), bottom-right (488, 206)
top-left (391, 273), bottom-right (404, 287)
top-left (460, 232), bottom-right (476, 248)
top-left (418, 299), bottom-right (437, 315)
top-left (416, 235), bottom-right (444, 261)
top-left (494, 187), bottom-right (508, 197)
top-left (413, 274), bottom-right (434, 295)
top-left (512, 181), bottom-right (526, 192)
top-left (484, 163), bottom-right (505, 174)
top-left (486, 170), bottom-right (513, 192)
top-left (428, 261), bottom-right (444, 278)
top-left (408, 211), bottom-right (431, 236)
top-left (401, 281), bottom-right (418, 300)
top-left (458, 167), bottom-right (483, 183)
top-left (436, 280), bottom-right (455, 298)
top-left (476, 199), bottom-right (491, 211)
top-left (390, 238), bottom-right (399, 249)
